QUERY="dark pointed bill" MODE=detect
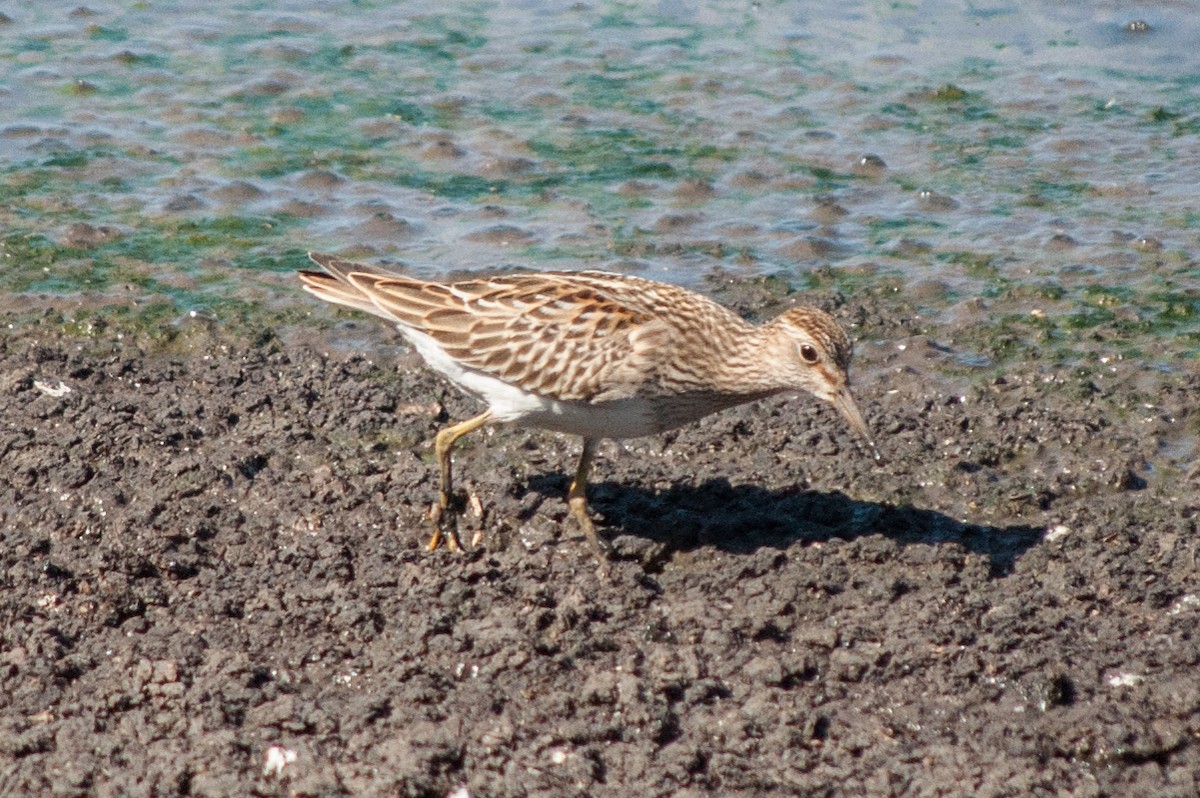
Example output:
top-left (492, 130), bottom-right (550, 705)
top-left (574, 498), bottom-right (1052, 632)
top-left (830, 387), bottom-right (882, 462)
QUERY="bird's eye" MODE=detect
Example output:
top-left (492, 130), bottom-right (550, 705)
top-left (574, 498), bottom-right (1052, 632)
top-left (799, 344), bottom-right (820, 364)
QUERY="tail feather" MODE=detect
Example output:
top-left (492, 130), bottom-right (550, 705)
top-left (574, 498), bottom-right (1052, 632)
top-left (300, 252), bottom-right (413, 320)
top-left (299, 270), bottom-right (389, 318)
top-left (307, 252), bottom-right (402, 280)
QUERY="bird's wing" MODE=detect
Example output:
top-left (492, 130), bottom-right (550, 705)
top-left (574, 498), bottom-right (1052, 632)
top-left (300, 254), bottom-right (740, 401)
top-left (352, 271), bottom-right (664, 401)
top-left (376, 272), bottom-right (676, 398)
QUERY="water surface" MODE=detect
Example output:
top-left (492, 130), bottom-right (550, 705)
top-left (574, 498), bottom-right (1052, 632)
top-left (0, 1), bottom-right (1197, 366)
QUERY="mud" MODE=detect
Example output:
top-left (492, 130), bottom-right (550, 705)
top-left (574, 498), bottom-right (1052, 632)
top-left (1, 287), bottom-right (1198, 797)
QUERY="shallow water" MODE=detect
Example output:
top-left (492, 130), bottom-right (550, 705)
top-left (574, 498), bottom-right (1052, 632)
top-left (0, 1), bottom-right (1197, 366)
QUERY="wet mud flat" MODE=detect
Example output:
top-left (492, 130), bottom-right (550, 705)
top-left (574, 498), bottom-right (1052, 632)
top-left (1, 293), bottom-right (1198, 797)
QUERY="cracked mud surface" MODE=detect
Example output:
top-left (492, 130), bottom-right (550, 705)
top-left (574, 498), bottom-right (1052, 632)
top-left (1, 289), bottom-right (1198, 797)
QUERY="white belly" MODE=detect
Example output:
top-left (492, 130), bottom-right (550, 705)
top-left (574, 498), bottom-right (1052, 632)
top-left (399, 326), bottom-right (662, 439)
top-left (508, 394), bottom-right (662, 439)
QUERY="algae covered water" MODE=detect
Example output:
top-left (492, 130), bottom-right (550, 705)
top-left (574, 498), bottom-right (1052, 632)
top-left (0, 1), bottom-right (1197, 368)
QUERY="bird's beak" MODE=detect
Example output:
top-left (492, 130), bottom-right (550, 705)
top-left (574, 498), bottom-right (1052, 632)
top-left (828, 386), bottom-right (881, 461)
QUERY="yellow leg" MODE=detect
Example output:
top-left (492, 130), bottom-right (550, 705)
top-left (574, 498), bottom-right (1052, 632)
top-left (568, 438), bottom-right (610, 559)
top-left (427, 411), bottom-right (493, 552)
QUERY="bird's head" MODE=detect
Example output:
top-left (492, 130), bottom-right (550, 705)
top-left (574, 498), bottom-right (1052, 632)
top-left (767, 307), bottom-right (876, 454)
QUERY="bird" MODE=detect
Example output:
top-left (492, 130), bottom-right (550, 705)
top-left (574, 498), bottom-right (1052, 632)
top-left (299, 252), bottom-right (875, 557)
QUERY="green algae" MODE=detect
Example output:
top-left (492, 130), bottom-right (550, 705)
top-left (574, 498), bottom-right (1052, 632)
top-left (0, 214), bottom-right (301, 303)
top-left (85, 25), bottom-right (128, 43)
top-left (931, 83), bottom-right (969, 102)
top-left (528, 129), bottom-right (681, 186)
top-left (940, 251), bottom-right (999, 278)
top-left (1, 2), bottom-right (1198, 374)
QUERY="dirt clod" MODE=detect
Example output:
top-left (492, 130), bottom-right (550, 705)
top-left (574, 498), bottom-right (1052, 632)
top-left (0, 306), bottom-right (1197, 796)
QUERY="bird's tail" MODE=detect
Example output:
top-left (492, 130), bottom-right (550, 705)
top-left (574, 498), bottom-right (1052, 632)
top-left (299, 252), bottom-right (406, 319)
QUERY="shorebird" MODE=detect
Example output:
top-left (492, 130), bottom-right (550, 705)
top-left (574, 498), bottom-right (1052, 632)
top-left (300, 252), bottom-right (874, 556)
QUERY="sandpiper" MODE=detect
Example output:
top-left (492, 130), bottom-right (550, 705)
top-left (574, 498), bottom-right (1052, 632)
top-left (300, 252), bottom-right (874, 556)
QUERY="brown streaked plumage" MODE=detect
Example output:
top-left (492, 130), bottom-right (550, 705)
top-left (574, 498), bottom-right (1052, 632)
top-left (300, 252), bottom-right (874, 557)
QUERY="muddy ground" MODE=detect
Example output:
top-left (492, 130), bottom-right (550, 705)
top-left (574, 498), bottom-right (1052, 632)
top-left (1, 283), bottom-right (1198, 798)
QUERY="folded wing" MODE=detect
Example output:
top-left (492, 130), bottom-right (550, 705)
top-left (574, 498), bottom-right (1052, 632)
top-left (301, 253), bottom-right (667, 401)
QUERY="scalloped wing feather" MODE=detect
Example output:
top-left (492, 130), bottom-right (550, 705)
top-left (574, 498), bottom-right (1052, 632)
top-left (349, 273), bottom-right (656, 401)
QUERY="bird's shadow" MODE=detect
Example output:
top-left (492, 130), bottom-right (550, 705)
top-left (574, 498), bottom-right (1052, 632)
top-left (521, 474), bottom-right (1041, 578)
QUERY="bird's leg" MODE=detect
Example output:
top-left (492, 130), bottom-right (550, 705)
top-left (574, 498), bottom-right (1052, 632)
top-left (427, 411), bottom-right (493, 552)
top-left (568, 438), bottom-right (611, 559)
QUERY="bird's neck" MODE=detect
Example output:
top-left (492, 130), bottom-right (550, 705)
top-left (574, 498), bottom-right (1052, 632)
top-left (707, 319), bottom-right (793, 399)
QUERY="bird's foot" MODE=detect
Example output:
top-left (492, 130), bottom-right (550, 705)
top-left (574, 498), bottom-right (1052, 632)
top-left (586, 527), bottom-right (613, 562)
top-left (426, 491), bottom-right (466, 552)
top-left (569, 501), bottom-right (612, 562)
